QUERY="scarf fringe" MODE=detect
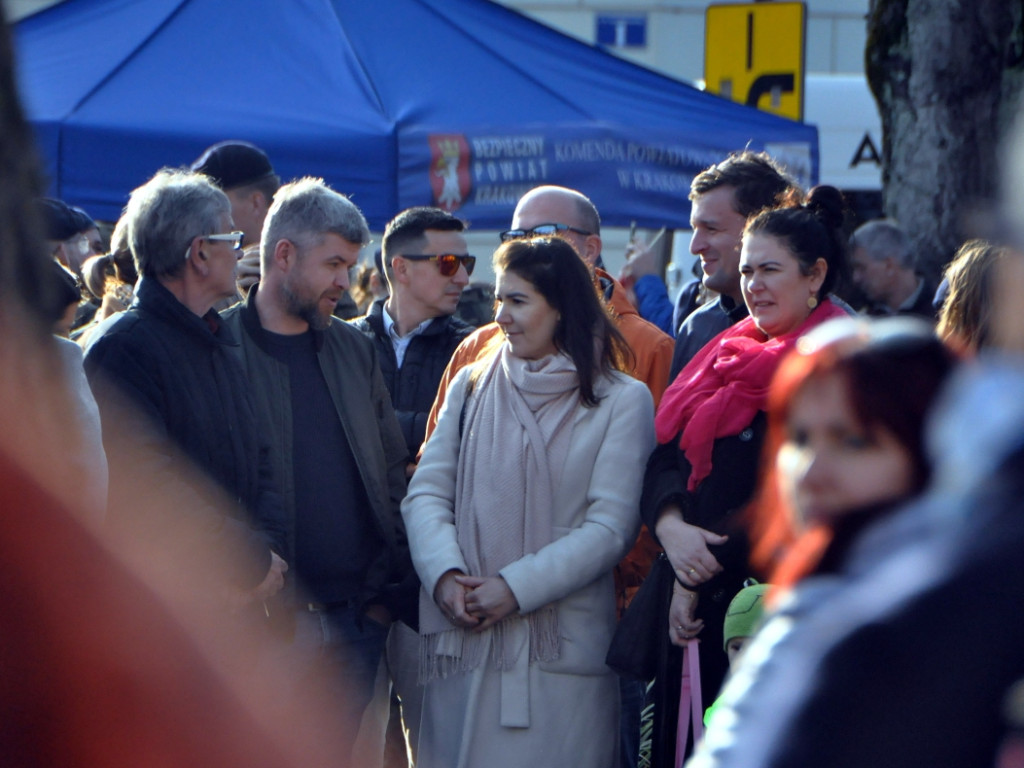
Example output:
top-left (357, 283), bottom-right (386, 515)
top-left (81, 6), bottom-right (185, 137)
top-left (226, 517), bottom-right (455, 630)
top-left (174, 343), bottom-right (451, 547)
top-left (417, 605), bottom-right (560, 686)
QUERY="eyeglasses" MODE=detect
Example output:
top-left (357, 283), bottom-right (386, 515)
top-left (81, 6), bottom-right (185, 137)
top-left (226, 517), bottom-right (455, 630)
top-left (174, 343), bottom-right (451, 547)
top-left (499, 223), bottom-right (593, 242)
top-left (399, 253), bottom-right (476, 277)
top-left (203, 231), bottom-right (244, 251)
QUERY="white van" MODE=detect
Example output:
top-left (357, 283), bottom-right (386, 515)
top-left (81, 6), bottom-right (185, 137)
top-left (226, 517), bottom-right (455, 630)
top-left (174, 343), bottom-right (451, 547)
top-left (804, 73), bottom-right (883, 221)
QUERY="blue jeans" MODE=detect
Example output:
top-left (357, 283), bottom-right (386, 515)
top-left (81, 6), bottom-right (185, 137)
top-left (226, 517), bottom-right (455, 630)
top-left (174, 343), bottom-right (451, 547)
top-left (291, 604), bottom-right (388, 745)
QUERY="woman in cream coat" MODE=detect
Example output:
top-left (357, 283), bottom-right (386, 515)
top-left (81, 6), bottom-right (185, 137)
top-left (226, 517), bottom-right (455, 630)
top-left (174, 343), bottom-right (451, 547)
top-left (402, 237), bottom-right (655, 768)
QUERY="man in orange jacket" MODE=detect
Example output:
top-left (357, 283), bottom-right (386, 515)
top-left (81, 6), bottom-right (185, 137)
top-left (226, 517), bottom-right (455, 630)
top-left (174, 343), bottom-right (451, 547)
top-left (424, 184), bottom-right (672, 437)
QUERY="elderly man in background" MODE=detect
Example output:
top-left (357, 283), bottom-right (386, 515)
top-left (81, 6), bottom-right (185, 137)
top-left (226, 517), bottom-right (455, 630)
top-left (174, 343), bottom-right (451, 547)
top-left (849, 218), bottom-right (937, 320)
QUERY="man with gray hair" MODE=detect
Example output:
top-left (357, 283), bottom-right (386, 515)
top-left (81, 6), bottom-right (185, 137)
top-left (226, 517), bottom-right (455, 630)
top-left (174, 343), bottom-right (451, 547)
top-left (220, 177), bottom-right (411, 759)
top-left (849, 218), bottom-right (937, 319)
top-left (84, 168), bottom-right (288, 603)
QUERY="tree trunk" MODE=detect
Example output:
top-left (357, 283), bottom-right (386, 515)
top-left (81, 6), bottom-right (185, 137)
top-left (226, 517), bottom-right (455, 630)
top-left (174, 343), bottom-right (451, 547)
top-left (866, 0), bottom-right (1024, 280)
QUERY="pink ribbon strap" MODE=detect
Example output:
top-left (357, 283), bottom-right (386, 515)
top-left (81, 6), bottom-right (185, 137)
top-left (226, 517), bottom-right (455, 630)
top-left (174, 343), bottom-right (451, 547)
top-left (674, 639), bottom-right (704, 768)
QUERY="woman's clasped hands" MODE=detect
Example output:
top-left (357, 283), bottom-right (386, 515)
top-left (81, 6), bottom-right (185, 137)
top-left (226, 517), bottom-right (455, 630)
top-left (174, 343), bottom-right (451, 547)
top-left (434, 569), bottom-right (520, 632)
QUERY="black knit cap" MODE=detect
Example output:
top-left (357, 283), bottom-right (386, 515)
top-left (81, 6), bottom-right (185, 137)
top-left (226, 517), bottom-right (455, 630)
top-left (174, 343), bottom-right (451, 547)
top-left (35, 197), bottom-right (80, 241)
top-left (69, 205), bottom-right (96, 232)
top-left (191, 140), bottom-right (276, 190)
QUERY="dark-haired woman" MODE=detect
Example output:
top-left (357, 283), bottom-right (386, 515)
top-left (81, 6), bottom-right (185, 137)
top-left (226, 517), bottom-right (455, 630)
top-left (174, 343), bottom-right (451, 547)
top-left (402, 237), bottom-right (655, 767)
top-left (640, 186), bottom-right (850, 761)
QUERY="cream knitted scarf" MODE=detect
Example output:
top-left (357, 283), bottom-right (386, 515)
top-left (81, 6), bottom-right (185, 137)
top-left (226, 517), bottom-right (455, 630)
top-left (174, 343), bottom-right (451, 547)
top-left (419, 345), bottom-right (580, 683)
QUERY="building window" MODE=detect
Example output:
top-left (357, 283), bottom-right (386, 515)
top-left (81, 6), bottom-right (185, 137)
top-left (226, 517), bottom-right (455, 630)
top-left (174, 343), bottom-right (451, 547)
top-left (596, 15), bottom-right (647, 48)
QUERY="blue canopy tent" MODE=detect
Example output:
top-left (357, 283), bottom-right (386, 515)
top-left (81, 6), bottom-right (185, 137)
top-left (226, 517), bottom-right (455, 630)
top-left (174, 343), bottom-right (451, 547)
top-left (13, 0), bottom-right (818, 229)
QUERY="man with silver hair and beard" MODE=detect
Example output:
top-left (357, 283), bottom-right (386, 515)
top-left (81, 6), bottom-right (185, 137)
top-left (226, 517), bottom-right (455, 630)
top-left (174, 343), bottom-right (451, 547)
top-left (221, 177), bottom-right (411, 763)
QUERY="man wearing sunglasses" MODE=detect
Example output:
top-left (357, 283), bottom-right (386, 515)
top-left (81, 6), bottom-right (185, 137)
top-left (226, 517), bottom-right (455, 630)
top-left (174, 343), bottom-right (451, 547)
top-left (349, 205), bottom-right (476, 763)
top-left (351, 206), bottom-right (476, 462)
top-left (425, 184), bottom-right (674, 423)
top-left (221, 178), bottom-right (411, 763)
top-left (506, 185), bottom-right (673, 401)
top-left (84, 169), bottom-right (288, 612)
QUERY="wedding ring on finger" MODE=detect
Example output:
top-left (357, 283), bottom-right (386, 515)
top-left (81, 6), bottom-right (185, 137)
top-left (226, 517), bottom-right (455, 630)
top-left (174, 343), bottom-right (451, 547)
top-left (688, 567), bottom-right (697, 575)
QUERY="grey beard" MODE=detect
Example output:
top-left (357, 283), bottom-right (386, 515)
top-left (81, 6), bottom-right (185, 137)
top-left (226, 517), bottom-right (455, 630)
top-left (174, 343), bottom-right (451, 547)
top-left (281, 283), bottom-right (332, 331)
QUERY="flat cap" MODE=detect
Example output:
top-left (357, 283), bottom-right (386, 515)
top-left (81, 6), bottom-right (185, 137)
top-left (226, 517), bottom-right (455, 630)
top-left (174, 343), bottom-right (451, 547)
top-left (191, 140), bottom-right (276, 190)
top-left (36, 197), bottom-right (80, 241)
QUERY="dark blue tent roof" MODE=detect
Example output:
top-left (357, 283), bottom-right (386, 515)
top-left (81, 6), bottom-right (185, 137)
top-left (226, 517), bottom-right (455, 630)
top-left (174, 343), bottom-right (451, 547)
top-left (13, 0), bottom-right (818, 228)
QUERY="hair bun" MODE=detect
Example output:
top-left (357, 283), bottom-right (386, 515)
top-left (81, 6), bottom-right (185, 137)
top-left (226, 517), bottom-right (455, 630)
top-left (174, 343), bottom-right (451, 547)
top-left (804, 185), bottom-right (845, 230)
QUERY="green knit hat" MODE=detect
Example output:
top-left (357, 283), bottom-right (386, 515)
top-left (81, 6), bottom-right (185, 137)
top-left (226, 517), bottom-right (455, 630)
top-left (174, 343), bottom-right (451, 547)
top-left (723, 580), bottom-right (770, 651)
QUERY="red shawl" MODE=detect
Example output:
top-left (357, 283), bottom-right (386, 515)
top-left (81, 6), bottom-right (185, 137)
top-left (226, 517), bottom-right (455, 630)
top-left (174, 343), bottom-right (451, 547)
top-left (655, 299), bottom-right (847, 491)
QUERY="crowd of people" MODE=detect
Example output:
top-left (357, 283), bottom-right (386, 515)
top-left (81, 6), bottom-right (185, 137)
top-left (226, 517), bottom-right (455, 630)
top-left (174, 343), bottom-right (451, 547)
top-left (9, 30), bottom-right (1024, 768)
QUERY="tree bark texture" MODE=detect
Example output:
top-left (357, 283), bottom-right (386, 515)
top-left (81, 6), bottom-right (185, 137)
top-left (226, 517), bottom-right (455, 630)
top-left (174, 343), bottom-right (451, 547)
top-left (867, 0), bottom-right (1024, 279)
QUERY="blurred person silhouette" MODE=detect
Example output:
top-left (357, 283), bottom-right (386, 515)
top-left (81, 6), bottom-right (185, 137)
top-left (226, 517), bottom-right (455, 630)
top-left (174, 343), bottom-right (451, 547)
top-left (849, 218), bottom-right (937, 320)
top-left (79, 249), bottom-right (135, 319)
top-left (72, 216), bottom-right (138, 345)
top-left (45, 259), bottom-right (81, 338)
top-left (0, 15), bottom-right (370, 768)
top-left (618, 225), bottom-right (676, 335)
top-left (748, 318), bottom-right (955, 592)
top-left (936, 238), bottom-right (1014, 356)
top-left (348, 262), bottom-right (376, 315)
top-left (349, 250), bottom-right (391, 316)
top-left (454, 281), bottom-right (496, 328)
top-left (686, 321), bottom-right (966, 768)
top-left (36, 196), bottom-right (91, 278)
top-left (640, 186), bottom-right (849, 765)
top-left (220, 177), bottom-right (412, 764)
top-left (36, 258), bottom-right (108, 523)
top-left (64, 203), bottom-right (106, 329)
top-left (70, 204), bottom-right (105, 257)
top-left (237, 242), bottom-right (262, 298)
top-left (83, 169), bottom-right (288, 608)
top-left (618, 232), bottom-right (709, 337)
top-left (403, 236), bottom-right (654, 768)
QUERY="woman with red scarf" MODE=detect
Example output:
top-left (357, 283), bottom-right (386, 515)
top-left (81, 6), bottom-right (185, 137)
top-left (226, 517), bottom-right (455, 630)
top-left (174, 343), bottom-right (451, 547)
top-left (639, 186), bottom-right (849, 763)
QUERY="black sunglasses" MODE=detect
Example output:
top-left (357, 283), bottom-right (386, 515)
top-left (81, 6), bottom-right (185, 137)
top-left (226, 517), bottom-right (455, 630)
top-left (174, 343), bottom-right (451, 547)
top-left (400, 253), bottom-right (476, 277)
top-left (499, 223), bottom-right (593, 242)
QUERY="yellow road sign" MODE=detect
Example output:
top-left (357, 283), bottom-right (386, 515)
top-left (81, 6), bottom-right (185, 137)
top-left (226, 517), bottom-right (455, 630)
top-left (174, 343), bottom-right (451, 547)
top-left (705, 2), bottom-right (806, 121)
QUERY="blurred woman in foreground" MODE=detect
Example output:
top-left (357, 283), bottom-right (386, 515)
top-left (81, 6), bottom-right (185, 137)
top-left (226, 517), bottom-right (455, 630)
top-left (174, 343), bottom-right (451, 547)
top-left (689, 316), bottom-right (957, 767)
top-left (751, 316), bottom-right (956, 591)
